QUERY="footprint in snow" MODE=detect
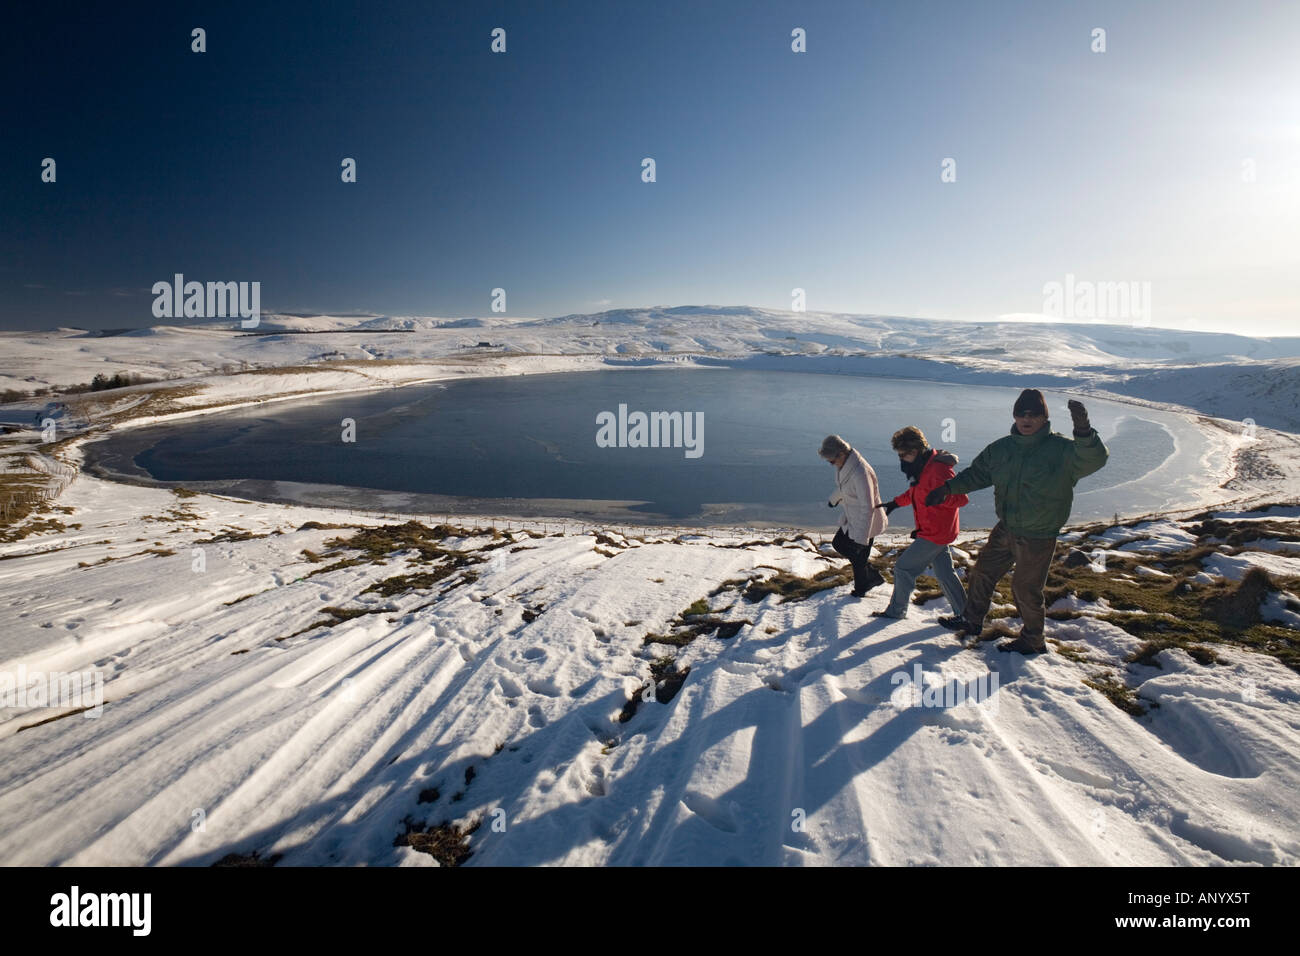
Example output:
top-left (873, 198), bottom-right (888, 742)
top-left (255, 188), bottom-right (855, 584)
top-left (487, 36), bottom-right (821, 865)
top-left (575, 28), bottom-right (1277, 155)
top-left (495, 654), bottom-right (527, 675)
top-left (526, 677), bottom-right (563, 697)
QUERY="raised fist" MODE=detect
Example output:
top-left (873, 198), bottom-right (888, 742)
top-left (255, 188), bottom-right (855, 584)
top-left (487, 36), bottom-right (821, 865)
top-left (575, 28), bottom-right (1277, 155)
top-left (1068, 399), bottom-right (1091, 434)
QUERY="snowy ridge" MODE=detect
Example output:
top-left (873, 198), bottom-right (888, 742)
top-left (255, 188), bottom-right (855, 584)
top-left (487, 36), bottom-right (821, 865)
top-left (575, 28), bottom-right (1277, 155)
top-left (4, 307), bottom-right (1300, 433)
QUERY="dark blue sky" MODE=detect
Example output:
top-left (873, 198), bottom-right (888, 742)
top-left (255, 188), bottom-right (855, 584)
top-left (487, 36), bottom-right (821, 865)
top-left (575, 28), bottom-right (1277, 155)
top-left (4, 0), bottom-right (1297, 332)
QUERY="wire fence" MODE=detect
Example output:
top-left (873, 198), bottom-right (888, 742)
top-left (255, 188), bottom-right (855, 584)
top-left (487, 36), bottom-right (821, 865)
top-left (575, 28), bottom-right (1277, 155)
top-left (0, 453), bottom-right (78, 521)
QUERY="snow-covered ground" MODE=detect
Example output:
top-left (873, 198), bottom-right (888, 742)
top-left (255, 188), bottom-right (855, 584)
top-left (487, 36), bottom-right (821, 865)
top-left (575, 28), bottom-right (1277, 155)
top-left (2, 307), bottom-right (1299, 866)
top-left (0, 476), bottom-right (1298, 865)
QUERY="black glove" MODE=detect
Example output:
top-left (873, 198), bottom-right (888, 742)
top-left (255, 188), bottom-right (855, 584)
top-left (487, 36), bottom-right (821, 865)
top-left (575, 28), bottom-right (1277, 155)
top-left (828, 501), bottom-right (835, 508)
top-left (924, 483), bottom-right (950, 507)
top-left (1068, 399), bottom-right (1091, 435)
top-left (877, 500), bottom-right (899, 516)
top-left (910, 529), bottom-right (919, 539)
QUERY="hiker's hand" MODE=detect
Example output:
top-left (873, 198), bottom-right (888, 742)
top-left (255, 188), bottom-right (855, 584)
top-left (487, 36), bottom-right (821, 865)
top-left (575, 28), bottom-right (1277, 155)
top-left (1068, 399), bottom-right (1091, 434)
top-left (878, 501), bottom-right (899, 515)
top-left (828, 500), bottom-right (835, 508)
top-left (925, 484), bottom-right (949, 507)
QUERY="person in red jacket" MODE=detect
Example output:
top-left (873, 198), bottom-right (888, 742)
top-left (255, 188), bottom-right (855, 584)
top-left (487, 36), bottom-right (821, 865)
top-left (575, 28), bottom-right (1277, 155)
top-left (871, 426), bottom-right (970, 619)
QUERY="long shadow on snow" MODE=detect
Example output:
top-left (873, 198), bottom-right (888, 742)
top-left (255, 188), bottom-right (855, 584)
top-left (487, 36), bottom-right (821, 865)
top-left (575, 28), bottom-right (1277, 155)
top-left (161, 615), bottom-right (1005, 866)
top-left (465, 619), bottom-right (1007, 864)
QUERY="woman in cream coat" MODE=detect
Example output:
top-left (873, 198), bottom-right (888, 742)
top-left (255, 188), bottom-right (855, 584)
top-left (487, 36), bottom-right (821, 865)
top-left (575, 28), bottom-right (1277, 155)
top-left (820, 434), bottom-right (887, 597)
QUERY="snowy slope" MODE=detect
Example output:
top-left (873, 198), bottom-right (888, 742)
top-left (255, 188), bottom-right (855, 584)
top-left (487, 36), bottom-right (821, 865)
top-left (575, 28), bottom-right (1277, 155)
top-left (0, 476), bottom-right (1296, 866)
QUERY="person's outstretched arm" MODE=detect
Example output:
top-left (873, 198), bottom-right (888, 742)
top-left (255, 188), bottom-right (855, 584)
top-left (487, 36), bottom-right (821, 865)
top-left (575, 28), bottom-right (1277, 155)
top-left (931, 461), bottom-right (969, 508)
top-left (944, 445), bottom-right (994, 498)
top-left (1067, 399), bottom-right (1109, 480)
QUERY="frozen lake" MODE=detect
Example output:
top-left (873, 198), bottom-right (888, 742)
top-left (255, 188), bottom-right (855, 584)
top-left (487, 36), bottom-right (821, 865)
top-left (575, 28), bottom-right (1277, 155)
top-left (84, 368), bottom-right (1228, 529)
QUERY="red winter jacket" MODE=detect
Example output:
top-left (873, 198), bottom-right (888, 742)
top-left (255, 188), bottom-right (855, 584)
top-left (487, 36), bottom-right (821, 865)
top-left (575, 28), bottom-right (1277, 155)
top-left (893, 449), bottom-right (969, 546)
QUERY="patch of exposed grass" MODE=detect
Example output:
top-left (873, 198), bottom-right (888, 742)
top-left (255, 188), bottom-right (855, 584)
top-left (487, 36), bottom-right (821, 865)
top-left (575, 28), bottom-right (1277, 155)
top-left (142, 507), bottom-right (201, 525)
top-left (642, 586), bottom-right (752, 649)
top-left (1189, 517), bottom-right (1300, 548)
top-left (323, 520), bottom-right (492, 566)
top-left (709, 577), bottom-right (751, 597)
top-left (976, 621), bottom-right (1023, 643)
top-left (1082, 672), bottom-right (1151, 716)
top-left (279, 604), bottom-right (382, 640)
top-left (709, 534), bottom-right (815, 550)
top-left (743, 566), bottom-right (854, 604)
top-left (643, 617), bottom-right (747, 647)
top-left (320, 606), bottom-right (371, 622)
top-left (1047, 638), bottom-right (1090, 663)
top-left (192, 529), bottom-right (267, 544)
top-left (619, 656), bottom-right (692, 723)
top-left (910, 575), bottom-right (944, 606)
top-left (0, 512), bottom-right (72, 542)
top-left (295, 520), bottom-right (352, 532)
top-left (305, 557), bottom-right (369, 577)
top-left (1084, 567), bottom-right (1300, 672)
top-left (361, 564), bottom-right (479, 598)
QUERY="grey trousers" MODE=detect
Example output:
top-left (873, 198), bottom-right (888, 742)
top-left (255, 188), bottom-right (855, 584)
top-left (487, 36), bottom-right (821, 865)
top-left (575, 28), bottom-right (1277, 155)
top-left (882, 536), bottom-right (967, 618)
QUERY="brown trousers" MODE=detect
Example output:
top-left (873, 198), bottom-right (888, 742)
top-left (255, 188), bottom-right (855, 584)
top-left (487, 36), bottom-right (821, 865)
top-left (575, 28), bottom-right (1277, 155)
top-left (964, 522), bottom-right (1057, 639)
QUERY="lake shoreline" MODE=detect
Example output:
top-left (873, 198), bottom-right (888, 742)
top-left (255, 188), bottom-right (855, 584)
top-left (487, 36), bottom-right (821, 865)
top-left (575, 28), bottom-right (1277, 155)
top-left (63, 355), bottom-right (1284, 532)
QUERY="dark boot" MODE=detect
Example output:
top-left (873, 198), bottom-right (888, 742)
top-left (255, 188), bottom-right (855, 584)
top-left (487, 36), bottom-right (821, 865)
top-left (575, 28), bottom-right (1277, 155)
top-left (998, 633), bottom-right (1047, 655)
top-left (938, 615), bottom-right (986, 643)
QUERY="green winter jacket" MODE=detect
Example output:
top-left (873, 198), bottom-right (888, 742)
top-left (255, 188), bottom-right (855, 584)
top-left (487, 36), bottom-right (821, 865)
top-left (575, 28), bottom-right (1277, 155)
top-left (945, 421), bottom-right (1109, 538)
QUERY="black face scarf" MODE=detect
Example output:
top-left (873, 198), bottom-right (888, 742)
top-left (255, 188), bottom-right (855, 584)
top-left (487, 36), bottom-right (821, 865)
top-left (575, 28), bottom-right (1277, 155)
top-left (900, 448), bottom-right (933, 485)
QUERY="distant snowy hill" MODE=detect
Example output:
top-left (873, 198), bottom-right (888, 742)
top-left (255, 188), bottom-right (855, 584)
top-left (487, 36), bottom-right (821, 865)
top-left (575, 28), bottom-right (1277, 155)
top-left (3, 306), bottom-right (1300, 430)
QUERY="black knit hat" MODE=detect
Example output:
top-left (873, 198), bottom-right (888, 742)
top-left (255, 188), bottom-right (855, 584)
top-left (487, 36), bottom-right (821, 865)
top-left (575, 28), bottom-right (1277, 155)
top-left (1013, 388), bottom-right (1048, 418)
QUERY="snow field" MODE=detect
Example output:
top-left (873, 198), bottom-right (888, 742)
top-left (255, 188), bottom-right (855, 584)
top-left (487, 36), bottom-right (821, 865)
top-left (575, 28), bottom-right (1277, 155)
top-left (1, 472), bottom-right (1297, 865)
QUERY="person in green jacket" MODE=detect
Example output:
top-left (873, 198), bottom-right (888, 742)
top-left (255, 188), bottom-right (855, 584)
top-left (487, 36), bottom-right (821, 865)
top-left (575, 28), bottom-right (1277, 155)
top-left (925, 388), bottom-right (1109, 654)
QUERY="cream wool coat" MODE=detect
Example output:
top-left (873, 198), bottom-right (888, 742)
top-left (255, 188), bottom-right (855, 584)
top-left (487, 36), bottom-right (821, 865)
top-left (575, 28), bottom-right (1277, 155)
top-left (828, 448), bottom-right (887, 543)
